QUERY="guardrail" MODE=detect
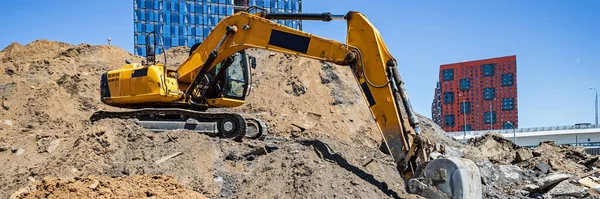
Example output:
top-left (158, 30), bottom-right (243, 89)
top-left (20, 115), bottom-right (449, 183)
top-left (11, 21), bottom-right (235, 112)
top-left (447, 124), bottom-right (600, 138)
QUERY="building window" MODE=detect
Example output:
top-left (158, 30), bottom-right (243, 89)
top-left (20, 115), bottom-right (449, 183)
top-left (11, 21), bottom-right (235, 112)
top-left (460, 78), bottom-right (470, 90)
top-left (482, 64), bottom-right (495, 76)
top-left (484, 111), bottom-right (496, 124)
top-left (501, 74), bottom-right (514, 86)
top-left (460, 101), bottom-right (471, 113)
top-left (484, 88), bottom-right (495, 100)
top-left (461, 125), bottom-right (472, 131)
top-left (444, 92), bottom-right (454, 103)
top-left (502, 98), bottom-right (515, 110)
top-left (444, 115), bottom-right (455, 127)
top-left (443, 69), bottom-right (454, 81)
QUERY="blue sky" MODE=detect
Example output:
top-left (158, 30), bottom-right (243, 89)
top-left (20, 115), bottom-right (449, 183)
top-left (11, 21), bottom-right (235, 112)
top-left (1, 0), bottom-right (598, 128)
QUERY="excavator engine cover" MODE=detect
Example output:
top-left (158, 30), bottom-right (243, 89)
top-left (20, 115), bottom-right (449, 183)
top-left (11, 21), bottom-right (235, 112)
top-left (409, 157), bottom-right (482, 199)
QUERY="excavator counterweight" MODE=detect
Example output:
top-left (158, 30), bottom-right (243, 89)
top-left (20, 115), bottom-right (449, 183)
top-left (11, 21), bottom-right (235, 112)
top-left (93, 9), bottom-right (482, 198)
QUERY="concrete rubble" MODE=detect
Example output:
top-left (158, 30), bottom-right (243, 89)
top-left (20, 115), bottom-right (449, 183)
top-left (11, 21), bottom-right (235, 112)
top-left (454, 133), bottom-right (600, 198)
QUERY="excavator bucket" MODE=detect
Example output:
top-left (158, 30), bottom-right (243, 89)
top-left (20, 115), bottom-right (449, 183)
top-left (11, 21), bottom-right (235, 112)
top-left (409, 157), bottom-right (482, 199)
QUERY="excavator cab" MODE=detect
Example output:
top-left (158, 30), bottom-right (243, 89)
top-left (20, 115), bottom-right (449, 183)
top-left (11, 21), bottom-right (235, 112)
top-left (203, 51), bottom-right (255, 107)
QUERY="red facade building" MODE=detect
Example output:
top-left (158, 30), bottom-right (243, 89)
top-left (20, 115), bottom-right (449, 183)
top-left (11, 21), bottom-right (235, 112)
top-left (431, 55), bottom-right (518, 132)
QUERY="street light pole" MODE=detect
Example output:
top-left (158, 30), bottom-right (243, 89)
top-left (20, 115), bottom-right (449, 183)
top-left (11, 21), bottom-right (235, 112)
top-left (591, 88), bottom-right (598, 126)
top-left (507, 121), bottom-right (516, 143)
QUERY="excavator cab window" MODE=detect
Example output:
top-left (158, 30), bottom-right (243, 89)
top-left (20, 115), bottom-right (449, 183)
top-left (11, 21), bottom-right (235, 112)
top-left (221, 51), bottom-right (250, 99)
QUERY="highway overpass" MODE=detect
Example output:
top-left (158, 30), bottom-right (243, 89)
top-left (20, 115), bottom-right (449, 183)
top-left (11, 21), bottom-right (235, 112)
top-left (447, 124), bottom-right (600, 154)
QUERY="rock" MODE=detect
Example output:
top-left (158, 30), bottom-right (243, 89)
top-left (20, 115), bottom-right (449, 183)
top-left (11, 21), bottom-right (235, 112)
top-left (498, 165), bottom-right (522, 181)
top-left (88, 180), bottom-right (99, 189)
top-left (579, 156), bottom-right (599, 167)
top-left (15, 148), bottom-right (25, 156)
top-left (533, 173), bottom-right (573, 191)
top-left (9, 187), bottom-right (31, 199)
top-left (0, 142), bottom-right (8, 152)
top-left (407, 178), bottom-right (450, 198)
top-left (4, 120), bottom-right (13, 127)
top-left (443, 146), bottom-right (463, 158)
top-left (535, 162), bottom-right (552, 174)
top-left (515, 148), bottom-right (533, 162)
top-left (213, 176), bottom-right (223, 182)
top-left (350, 180), bottom-right (359, 186)
top-left (512, 189), bottom-right (529, 196)
top-left (46, 139), bottom-right (60, 153)
top-left (548, 180), bottom-right (585, 197)
top-left (478, 160), bottom-right (524, 186)
top-left (430, 152), bottom-right (442, 159)
top-left (1, 101), bottom-right (8, 110)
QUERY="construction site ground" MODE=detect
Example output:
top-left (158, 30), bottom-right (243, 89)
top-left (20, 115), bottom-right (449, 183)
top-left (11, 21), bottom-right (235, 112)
top-left (1, 40), bottom-right (600, 198)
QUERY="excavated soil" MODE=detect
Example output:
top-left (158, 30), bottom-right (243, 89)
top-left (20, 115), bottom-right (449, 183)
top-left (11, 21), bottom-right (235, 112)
top-left (13, 175), bottom-right (207, 199)
top-left (0, 40), bottom-right (433, 198)
top-left (463, 133), bottom-right (521, 164)
top-left (4, 40), bottom-right (599, 199)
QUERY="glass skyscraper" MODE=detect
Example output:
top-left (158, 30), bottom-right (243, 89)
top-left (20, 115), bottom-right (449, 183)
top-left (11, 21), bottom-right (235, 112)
top-left (134, 0), bottom-right (302, 56)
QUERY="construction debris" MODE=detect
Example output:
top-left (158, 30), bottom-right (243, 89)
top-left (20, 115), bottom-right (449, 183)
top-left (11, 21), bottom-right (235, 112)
top-left (548, 180), bottom-right (586, 197)
top-left (578, 177), bottom-right (600, 195)
top-left (515, 148), bottom-right (533, 162)
top-left (460, 133), bottom-right (600, 198)
top-left (154, 152), bottom-right (183, 165)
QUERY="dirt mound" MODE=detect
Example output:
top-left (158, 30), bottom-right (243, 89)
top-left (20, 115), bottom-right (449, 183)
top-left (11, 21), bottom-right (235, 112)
top-left (463, 133), bottom-right (520, 164)
top-left (416, 113), bottom-right (462, 148)
top-left (2, 40), bottom-right (450, 198)
top-left (519, 141), bottom-right (592, 174)
top-left (0, 40), bottom-right (142, 138)
top-left (463, 133), bottom-right (595, 174)
top-left (12, 175), bottom-right (206, 199)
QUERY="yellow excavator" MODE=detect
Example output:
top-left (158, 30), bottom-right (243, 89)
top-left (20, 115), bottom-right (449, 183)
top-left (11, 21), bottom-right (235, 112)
top-left (91, 8), bottom-right (482, 198)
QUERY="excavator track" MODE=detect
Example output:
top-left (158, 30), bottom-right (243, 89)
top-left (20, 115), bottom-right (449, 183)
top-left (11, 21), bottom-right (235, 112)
top-left (90, 108), bottom-right (267, 140)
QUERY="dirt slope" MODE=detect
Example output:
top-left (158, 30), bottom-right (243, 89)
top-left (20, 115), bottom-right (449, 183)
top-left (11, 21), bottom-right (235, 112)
top-left (1, 41), bottom-right (440, 198)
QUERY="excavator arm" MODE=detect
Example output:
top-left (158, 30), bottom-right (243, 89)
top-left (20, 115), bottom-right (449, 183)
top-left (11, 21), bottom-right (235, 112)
top-left (177, 10), bottom-right (429, 179)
